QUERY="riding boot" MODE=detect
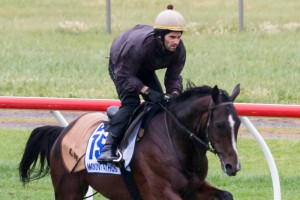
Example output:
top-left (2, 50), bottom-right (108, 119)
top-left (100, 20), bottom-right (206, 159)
top-left (97, 133), bottom-right (121, 164)
top-left (97, 104), bottom-right (137, 164)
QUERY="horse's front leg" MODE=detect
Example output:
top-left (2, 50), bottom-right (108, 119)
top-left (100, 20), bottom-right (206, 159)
top-left (188, 181), bottom-right (233, 200)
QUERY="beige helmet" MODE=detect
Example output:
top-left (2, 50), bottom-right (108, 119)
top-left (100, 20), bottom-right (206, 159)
top-left (153, 5), bottom-right (186, 31)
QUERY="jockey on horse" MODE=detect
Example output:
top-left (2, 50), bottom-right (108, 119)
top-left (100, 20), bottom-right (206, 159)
top-left (97, 5), bottom-right (187, 164)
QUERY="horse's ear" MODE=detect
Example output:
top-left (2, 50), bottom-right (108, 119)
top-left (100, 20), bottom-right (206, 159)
top-left (186, 80), bottom-right (196, 89)
top-left (212, 85), bottom-right (220, 103)
top-left (230, 84), bottom-right (240, 102)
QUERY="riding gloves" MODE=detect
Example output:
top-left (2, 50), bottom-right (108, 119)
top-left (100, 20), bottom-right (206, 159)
top-left (147, 89), bottom-right (163, 103)
top-left (142, 88), bottom-right (163, 103)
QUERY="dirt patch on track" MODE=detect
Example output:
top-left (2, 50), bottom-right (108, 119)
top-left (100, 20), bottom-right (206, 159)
top-left (1, 109), bottom-right (300, 139)
top-left (239, 116), bottom-right (300, 139)
top-left (0, 109), bottom-right (87, 129)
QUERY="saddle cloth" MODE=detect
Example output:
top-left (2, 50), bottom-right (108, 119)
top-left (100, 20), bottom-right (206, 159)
top-left (61, 112), bottom-right (106, 173)
top-left (61, 112), bottom-right (142, 174)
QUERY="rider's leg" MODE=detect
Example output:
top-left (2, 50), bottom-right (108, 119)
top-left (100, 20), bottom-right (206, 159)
top-left (99, 63), bottom-right (140, 163)
top-left (98, 63), bottom-right (140, 163)
top-left (98, 103), bottom-right (137, 163)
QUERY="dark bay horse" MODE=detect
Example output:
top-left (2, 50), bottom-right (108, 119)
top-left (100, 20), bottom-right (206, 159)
top-left (19, 83), bottom-right (241, 200)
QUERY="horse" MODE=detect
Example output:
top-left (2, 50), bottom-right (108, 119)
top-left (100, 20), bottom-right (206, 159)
top-left (19, 83), bottom-right (241, 200)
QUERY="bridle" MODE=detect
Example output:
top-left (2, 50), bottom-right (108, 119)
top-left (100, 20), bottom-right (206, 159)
top-left (159, 101), bottom-right (234, 154)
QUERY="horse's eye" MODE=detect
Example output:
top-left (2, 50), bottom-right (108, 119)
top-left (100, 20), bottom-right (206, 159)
top-left (214, 121), bottom-right (226, 129)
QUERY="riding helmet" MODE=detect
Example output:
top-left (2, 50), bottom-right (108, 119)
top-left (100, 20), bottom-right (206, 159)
top-left (153, 5), bottom-right (186, 32)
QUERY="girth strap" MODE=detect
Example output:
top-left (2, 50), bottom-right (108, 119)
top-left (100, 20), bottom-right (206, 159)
top-left (120, 164), bottom-right (143, 200)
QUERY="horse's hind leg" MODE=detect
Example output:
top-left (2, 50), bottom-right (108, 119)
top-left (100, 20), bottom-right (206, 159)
top-left (50, 157), bottom-right (88, 199)
top-left (53, 171), bottom-right (89, 200)
top-left (190, 181), bottom-right (233, 200)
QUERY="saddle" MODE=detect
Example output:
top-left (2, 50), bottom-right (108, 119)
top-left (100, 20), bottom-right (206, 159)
top-left (117, 103), bottom-right (160, 167)
top-left (121, 103), bottom-right (160, 148)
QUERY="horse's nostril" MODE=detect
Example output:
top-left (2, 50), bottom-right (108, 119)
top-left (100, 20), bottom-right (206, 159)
top-left (225, 164), bottom-right (233, 171)
top-left (224, 164), bottom-right (238, 176)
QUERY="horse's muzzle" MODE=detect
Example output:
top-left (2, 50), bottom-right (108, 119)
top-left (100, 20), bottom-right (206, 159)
top-left (223, 162), bottom-right (241, 176)
top-left (217, 153), bottom-right (241, 176)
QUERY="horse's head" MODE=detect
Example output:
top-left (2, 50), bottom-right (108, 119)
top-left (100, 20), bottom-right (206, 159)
top-left (207, 84), bottom-right (241, 176)
top-left (168, 83), bottom-right (241, 176)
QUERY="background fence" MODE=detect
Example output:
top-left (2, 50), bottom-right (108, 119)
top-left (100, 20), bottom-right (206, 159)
top-left (1, 96), bottom-right (300, 117)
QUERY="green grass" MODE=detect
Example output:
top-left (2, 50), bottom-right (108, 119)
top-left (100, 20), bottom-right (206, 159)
top-left (207, 137), bottom-right (300, 199)
top-left (0, 0), bottom-right (300, 103)
top-left (0, 129), bottom-right (106, 200)
top-left (0, 129), bottom-right (299, 199)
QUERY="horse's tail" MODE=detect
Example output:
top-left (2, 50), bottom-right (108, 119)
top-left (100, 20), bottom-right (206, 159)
top-left (18, 125), bottom-right (64, 184)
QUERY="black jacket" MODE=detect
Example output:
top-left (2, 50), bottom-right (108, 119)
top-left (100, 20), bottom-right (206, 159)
top-left (109, 24), bottom-right (186, 94)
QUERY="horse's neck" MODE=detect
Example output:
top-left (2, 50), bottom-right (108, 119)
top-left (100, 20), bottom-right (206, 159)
top-left (170, 96), bottom-right (210, 131)
top-left (148, 111), bottom-right (208, 177)
top-left (165, 99), bottom-right (211, 171)
top-left (166, 114), bottom-right (208, 168)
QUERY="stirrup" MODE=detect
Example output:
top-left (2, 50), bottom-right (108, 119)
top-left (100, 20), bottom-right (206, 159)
top-left (112, 149), bottom-right (123, 162)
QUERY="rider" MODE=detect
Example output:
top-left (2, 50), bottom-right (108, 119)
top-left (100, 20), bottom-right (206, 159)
top-left (98, 5), bottom-right (187, 164)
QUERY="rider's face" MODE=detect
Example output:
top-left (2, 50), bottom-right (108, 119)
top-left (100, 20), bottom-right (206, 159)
top-left (164, 32), bottom-right (182, 52)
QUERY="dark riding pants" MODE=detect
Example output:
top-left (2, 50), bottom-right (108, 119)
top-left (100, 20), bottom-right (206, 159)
top-left (108, 63), bottom-right (163, 138)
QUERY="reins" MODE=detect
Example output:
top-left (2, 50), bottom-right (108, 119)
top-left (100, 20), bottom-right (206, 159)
top-left (158, 101), bottom-right (233, 154)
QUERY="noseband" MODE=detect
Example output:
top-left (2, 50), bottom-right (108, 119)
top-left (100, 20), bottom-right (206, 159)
top-left (159, 101), bottom-right (233, 154)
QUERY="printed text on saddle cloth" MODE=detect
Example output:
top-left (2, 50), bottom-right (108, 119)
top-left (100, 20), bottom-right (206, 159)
top-left (85, 123), bottom-right (121, 174)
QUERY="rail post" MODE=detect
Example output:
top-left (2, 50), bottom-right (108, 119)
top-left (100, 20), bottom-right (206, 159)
top-left (239, 0), bottom-right (244, 32)
top-left (240, 116), bottom-right (281, 200)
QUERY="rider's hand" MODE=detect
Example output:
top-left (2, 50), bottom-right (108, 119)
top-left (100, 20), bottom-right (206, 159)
top-left (140, 86), bottom-right (163, 103)
top-left (147, 89), bottom-right (163, 103)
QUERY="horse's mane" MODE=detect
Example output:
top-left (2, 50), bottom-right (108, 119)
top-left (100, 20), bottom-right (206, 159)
top-left (176, 81), bottom-right (231, 103)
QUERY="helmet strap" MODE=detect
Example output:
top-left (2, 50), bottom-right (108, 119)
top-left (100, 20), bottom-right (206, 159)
top-left (154, 34), bottom-right (166, 53)
top-left (154, 29), bottom-right (171, 43)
